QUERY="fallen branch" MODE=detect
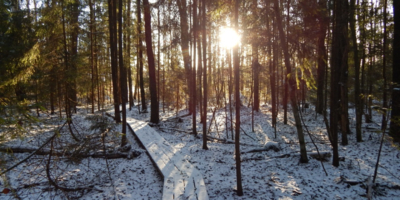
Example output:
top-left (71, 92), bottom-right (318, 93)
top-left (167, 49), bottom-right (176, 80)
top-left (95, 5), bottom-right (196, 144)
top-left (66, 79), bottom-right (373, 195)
top-left (299, 108), bottom-right (328, 176)
top-left (0, 121), bottom-right (67, 176)
top-left (157, 127), bottom-right (191, 134)
top-left (205, 135), bottom-right (259, 146)
top-left (226, 117), bottom-right (257, 141)
top-left (46, 137), bottom-right (93, 192)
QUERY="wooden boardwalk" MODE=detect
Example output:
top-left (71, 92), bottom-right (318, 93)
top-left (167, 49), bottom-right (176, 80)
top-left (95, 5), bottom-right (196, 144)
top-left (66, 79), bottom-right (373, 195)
top-left (126, 118), bottom-right (209, 200)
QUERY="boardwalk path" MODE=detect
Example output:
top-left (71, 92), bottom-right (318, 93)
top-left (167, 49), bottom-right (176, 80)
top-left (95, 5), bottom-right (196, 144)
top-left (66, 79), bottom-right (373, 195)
top-left (126, 117), bottom-right (209, 200)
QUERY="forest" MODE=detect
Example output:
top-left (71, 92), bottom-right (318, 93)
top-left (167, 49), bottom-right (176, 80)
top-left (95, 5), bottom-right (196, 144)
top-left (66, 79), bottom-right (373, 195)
top-left (0, 0), bottom-right (399, 199)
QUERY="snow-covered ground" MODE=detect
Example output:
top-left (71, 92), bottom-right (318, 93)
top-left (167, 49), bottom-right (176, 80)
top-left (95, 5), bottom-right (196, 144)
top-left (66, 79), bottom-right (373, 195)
top-left (1, 103), bottom-right (400, 199)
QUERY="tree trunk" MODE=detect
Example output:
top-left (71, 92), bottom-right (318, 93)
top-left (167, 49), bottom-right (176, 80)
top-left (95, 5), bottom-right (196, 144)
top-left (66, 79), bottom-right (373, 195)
top-left (316, 0), bottom-right (328, 115)
top-left (381, 0), bottom-right (388, 130)
top-left (198, 4), bottom-right (203, 123)
top-left (143, 0), bottom-right (159, 124)
top-left (89, 0), bottom-right (95, 114)
top-left (108, 0), bottom-right (120, 122)
top-left (201, 0), bottom-right (208, 150)
top-left (273, 0), bottom-right (308, 163)
top-left (330, 0), bottom-right (348, 167)
top-left (228, 49), bottom-right (234, 140)
top-left (69, 0), bottom-right (80, 113)
top-left (177, 0), bottom-right (193, 115)
top-left (252, 43), bottom-right (260, 112)
top-left (269, 12), bottom-right (277, 137)
top-left (118, 0), bottom-right (127, 146)
top-left (127, 0), bottom-right (134, 110)
top-left (339, 0), bottom-right (350, 145)
top-left (234, 0), bottom-right (243, 196)
top-left (157, 7), bottom-right (161, 108)
top-left (350, 0), bottom-right (362, 142)
top-left (137, 0), bottom-right (147, 112)
top-left (192, 0), bottom-right (198, 136)
top-left (390, 0), bottom-right (400, 142)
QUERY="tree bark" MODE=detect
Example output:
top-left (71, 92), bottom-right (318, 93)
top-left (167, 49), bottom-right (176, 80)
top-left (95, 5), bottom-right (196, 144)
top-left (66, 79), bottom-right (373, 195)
top-left (137, 0), bottom-right (147, 112)
top-left (192, 0), bottom-right (198, 136)
top-left (273, 0), bottom-right (308, 163)
top-left (381, 0), bottom-right (388, 130)
top-left (143, 0), bottom-right (159, 124)
top-left (127, 0), bottom-right (134, 110)
top-left (177, 0), bottom-right (193, 115)
top-left (252, 43), bottom-right (260, 112)
top-left (330, 0), bottom-right (349, 167)
top-left (316, 0), bottom-right (328, 115)
top-left (201, 0), bottom-right (208, 150)
top-left (350, 0), bottom-right (362, 142)
top-left (108, 0), bottom-right (121, 122)
top-left (118, 0), bottom-right (127, 146)
top-left (390, 0), bottom-right (400, 142)
top-left (234, 0), bottom-right (243, 196)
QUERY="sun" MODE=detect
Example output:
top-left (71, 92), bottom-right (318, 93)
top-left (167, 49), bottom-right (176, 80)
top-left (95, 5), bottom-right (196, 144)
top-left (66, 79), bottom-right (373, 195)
top-left (219, 27), bottom-right (240, 49)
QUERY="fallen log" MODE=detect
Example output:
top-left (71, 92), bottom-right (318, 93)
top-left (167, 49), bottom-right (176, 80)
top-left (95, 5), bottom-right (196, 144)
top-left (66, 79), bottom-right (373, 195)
top-left (304, 151), bottom-right (331, 160)
top-left (0, 147), bottom-right (140, 159)
top-left (242, 141), bottom-right (280, 153)
top-left (242, 151), bottom-right (331, 162)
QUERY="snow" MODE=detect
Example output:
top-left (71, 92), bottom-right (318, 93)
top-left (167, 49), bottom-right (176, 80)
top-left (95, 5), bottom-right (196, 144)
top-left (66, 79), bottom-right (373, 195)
top-left (1, 104), bottom-right (400, 199)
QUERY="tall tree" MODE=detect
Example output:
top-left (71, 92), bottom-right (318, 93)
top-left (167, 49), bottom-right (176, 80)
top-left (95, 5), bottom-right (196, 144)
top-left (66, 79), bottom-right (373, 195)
top-left (251, 0), bottom-right (260, 112)
top-left (316, 0), bottom-right (328, 115)
top-left (192, 0), bottom-right (198, 136)
top-left (137, 0), bottom-right (147, 112)
top-left (108, 0), bottom-right (121, 122)
top-left (273, 0), bottom-right (308, 163)
top-left (202, 0), bottom-right (208, 150)
top-left (127, 0), bottom-right (134, 110)
top-left (89, 0), bottom-right (95, 114)
top-left (143, 0), bottom-right (159, 123)
top-left (330, 0), bottom-right (349, 166)
top-left (350, 0), bottom-right (362, 142)
top-left (339, 0), bottom-right (350, 146)
top-left (234, 0), bottom-right (243, 196)
top-left (69, 0), bottom-right (80, 113)
top-left (381, 0), bottom-right (388, 130)
top-left (119, 0), bottom-right (128, 146)
top-left (390, 0), bottom-right (400, 142)
top-left (177, 0), bottom-right (194, 115)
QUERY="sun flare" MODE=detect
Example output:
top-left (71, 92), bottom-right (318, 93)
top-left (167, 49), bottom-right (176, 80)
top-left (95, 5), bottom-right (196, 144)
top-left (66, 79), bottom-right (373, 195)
top-left (219, 27), bottom-right (240, 49)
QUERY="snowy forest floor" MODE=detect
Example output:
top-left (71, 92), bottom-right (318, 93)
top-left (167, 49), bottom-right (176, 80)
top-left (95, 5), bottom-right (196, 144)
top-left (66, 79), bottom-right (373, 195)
top-left (1, 103), bottom-right (400, 199)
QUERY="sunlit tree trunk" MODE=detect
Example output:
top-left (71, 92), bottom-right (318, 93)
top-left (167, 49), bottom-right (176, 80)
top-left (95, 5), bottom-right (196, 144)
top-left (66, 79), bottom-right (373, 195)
top-left (273, 0), bottom-right (308, 163)
top-left (177, 0), bottom-right (193, 115)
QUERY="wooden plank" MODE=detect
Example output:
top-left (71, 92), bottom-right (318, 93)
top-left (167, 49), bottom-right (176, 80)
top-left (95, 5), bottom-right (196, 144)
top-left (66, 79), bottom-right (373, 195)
top-left (127, 118), bottom-right (209, 200)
